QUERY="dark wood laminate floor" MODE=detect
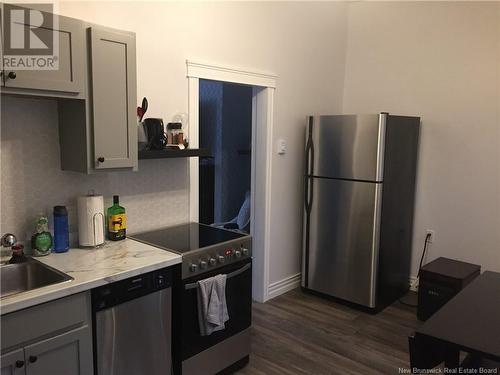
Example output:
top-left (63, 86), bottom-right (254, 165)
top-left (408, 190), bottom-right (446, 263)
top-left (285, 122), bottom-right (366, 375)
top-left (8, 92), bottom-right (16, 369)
top-left (237, 289), bottom-right (421, 375)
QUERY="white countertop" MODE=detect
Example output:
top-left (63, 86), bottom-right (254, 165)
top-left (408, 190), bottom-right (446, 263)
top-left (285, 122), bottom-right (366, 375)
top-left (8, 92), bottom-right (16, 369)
top-left (0, 239), bottom-right (181, 315)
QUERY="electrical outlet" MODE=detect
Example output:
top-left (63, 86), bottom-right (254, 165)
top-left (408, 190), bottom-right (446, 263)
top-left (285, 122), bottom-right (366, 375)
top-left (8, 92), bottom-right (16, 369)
top-left (277, 139), bottom-right (286, 155)
top-left (409, 277), bottom-right (419, 292)
top-left (425, 229), bottom-right (435, 243)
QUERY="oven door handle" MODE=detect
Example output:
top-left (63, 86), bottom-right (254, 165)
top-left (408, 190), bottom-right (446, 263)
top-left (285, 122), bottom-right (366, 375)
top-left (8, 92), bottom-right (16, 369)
top-left (185, 263), bottom-right (251, 290)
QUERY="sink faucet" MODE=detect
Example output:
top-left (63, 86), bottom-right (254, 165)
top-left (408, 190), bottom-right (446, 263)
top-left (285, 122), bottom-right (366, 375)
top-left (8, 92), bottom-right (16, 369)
top-left (1, 233), bottom-right (17, 248)
top-left (1, 233), bottom-right (27, 264)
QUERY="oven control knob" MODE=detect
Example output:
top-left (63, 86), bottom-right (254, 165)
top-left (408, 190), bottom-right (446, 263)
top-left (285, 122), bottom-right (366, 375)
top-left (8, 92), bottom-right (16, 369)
top-left (234, 250), bottom-right (241, 258)
top-left (209, 258), bottom-right (216, 266)
top-left (200, 260), bottom-right (208, 269)
top-left (242, 248), bottom-right (249, 256)
top-left (218, 255), bottom-right (225, 264)
top-left (189, 263), bottom-right (198, 272)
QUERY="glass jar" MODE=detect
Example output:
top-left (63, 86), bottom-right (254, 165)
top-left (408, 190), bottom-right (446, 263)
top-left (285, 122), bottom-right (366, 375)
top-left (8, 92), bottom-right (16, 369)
top-left (166, 122), bottom-right (184, 146)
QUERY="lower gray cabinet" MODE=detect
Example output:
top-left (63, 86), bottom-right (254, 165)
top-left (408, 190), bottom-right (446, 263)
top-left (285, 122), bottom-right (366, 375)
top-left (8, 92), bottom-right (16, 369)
top-left (0, 348), bottom-right (25, 375)
top-left (0, 293), bottom-right (93, 375)
top-left (24, 326), bottom-right (92, 375)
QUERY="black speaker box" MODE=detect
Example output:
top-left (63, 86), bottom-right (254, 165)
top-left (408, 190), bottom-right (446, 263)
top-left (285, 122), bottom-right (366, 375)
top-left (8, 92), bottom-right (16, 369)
top-left (418, 257), bottom-right (480, 321)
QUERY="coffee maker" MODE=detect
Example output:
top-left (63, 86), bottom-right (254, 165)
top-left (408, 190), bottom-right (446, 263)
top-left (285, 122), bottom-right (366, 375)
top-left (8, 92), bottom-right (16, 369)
top-left (142, 118), bottom-right (166, 150)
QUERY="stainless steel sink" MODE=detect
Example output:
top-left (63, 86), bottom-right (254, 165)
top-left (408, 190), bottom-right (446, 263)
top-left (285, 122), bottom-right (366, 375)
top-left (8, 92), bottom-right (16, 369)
top-left (1, 258), bottom-right (73, 298)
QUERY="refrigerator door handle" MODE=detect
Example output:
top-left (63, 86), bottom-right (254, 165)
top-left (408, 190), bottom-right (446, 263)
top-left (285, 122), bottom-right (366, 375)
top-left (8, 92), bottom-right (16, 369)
top-left (305, 117), bottom-right (314, 176)
top-left (375, 113), bottom-right (387, 182)
top-left (305, 144), bottom-right (311, 210)
top-left (304, 174), bottom-right (310, 211)
top-left (309, 144), bottom-right (314, 206)
top-left (303, 117), bottom-right (315, 288)
top-left (304, 175), bottom-right (314, 213)
top-left (305, 117), bottom-right (315, 210)
top-left (303, 176), bottom-right (312, 288)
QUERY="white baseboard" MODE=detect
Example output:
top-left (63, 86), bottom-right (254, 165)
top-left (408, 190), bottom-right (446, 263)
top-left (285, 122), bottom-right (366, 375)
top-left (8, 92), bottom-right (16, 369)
top-left (266, 273), bottom-right (417, 301)
top-left (267, 273), bottom-right (301, 300)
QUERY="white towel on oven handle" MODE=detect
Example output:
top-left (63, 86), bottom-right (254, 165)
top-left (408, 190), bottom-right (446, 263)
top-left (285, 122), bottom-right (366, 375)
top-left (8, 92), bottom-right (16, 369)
top-left (197, 274), bottom-right (229, 336)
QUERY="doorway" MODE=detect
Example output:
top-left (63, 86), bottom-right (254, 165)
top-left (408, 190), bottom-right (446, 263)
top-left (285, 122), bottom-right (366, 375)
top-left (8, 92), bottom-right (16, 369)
top-left (187, 61), bottom-right (276, 302)
top-left (198, 80), bottom-right (253, 233)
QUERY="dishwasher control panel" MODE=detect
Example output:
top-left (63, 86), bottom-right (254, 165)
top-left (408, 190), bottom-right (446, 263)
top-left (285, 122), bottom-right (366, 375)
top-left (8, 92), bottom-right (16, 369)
top-left (92, 267), bottom-right (172, 312)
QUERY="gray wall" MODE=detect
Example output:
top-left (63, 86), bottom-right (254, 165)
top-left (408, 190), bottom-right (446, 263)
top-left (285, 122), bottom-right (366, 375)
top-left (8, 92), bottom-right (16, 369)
top-left (199, 80), bottom-right (223, 222)
top-left (199, 80), bottom-right (252, 224)
top-left (342, 2), bottom-right (500, 274)
top-left (1, 96), bottom-right (188, 247)
top-left (58, 1), bottom-right (349, 287)
top-left (220, 83), bottom-right (252, 222)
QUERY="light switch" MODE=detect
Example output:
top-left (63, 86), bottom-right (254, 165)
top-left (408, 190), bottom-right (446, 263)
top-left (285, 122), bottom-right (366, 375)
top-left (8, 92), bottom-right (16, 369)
top-left (277, 139), bottom-right (286, 155)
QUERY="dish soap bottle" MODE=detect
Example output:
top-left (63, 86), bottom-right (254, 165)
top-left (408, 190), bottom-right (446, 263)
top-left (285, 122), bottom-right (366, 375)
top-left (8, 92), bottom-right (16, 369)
top-left (31, 213), bottom-right (53, 256)
top-left (107, 195), bottom-right (126, 241)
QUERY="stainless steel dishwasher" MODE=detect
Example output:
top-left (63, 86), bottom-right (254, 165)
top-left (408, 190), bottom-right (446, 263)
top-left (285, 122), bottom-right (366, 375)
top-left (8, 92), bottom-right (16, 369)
top-left (92, 267), bottom-right (172, 375)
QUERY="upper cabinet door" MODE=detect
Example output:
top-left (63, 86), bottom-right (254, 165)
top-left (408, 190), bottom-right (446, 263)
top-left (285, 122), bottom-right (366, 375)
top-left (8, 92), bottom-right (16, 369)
top-left (2, 10), bottom-right (85, 94)
top-left (89, 26), bottom-right (137, 170)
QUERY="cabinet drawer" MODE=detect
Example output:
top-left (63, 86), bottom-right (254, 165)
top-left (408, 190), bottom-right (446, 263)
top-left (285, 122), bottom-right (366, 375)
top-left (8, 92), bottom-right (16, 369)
top-left (1, 292), bottom-right (90, 351)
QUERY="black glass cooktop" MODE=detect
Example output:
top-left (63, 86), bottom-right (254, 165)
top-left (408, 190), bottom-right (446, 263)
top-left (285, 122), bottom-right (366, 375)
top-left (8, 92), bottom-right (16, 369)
top-left (130, 222), bottom-right (246, 254)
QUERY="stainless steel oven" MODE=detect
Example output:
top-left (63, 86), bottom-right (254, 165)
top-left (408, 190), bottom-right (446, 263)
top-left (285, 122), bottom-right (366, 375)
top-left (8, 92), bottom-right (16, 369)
top-left (130, 223), bottom-right (253, 375)
top-left (174, 258), bottom-right (252, 375)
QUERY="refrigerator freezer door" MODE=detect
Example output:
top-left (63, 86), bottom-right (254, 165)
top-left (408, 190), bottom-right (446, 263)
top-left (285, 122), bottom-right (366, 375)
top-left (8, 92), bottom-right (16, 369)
top-left (308, 114), bottom-right (386, 182)
top-left (302, 177), bottom-right (382, 307)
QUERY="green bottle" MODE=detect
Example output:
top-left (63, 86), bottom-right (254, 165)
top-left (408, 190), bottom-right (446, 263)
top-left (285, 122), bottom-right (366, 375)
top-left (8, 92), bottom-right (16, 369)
top-left (107, 195), bottom-right (126, 241)
top-left (31, 214), bottom-right (53, 256)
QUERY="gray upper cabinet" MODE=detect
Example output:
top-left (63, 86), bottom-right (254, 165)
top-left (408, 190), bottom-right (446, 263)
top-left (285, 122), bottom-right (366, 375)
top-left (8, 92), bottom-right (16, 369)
top-left (58, 24), bottom-right (138, 173)
top-left (0, 348), bottom-right (25, 375)
top-left (1, 9), bottom-right (85, 96)
top-left (1, 6), bottom-right (138, 173)
top-left (24, 326), bottom-right (92, 375)
top-left (89, 26), bottom-right (137, 170)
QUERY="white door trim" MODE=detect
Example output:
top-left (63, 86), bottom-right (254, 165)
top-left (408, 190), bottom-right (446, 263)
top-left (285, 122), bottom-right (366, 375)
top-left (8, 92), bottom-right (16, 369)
top-left (260, 87), bottom-right (275, 303)
top-left (187, 60), bottom-right (276, 302)
top-left (188, 76), bottom-right (200, 222)
top-left (187, 60), bottom-right (277, 88)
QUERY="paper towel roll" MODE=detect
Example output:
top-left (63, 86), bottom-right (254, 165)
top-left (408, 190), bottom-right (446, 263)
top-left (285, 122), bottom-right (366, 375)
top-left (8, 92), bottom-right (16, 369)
top-left (77, 195), bottom-right (105, 247)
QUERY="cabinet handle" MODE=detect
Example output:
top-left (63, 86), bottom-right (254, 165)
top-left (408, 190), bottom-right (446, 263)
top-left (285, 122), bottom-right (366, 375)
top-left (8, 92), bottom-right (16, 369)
top-left (97, 157), bottom-right (105, 163)
top-left (15, 360), bottom-right (24, 368)
top-left (7, 71), bottom-right (16, 79)
top-left (29, 355), bottom-right (37, 363)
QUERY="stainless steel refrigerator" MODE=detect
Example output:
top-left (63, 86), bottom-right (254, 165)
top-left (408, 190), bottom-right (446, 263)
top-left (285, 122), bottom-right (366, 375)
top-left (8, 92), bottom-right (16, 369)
top-left (301, 113), bottom-right (420, 309)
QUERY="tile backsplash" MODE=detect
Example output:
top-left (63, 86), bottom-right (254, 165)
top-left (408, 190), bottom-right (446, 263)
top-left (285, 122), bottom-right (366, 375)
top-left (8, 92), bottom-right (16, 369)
top-left (1, 96), bottom-right (189, 247)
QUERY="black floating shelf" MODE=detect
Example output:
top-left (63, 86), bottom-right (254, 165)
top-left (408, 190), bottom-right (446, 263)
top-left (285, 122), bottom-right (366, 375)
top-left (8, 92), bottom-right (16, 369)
top-left (138, 148), bottom-right (211, 160)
